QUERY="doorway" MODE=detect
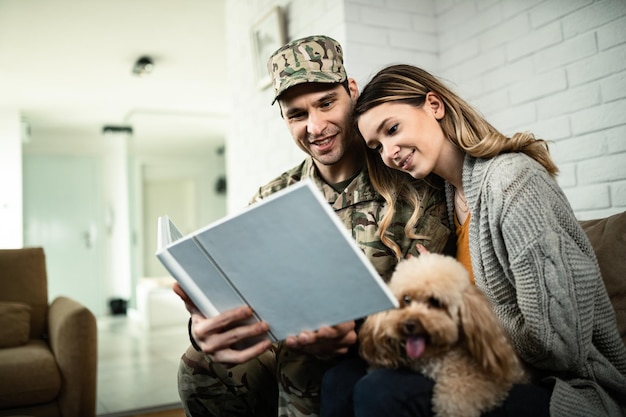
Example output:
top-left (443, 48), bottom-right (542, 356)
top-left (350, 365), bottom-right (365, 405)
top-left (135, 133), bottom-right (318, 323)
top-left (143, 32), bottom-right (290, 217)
top-left (143, 177), bottom-right (197, 278)
top-left (22, 153), bottom-right (105, 316)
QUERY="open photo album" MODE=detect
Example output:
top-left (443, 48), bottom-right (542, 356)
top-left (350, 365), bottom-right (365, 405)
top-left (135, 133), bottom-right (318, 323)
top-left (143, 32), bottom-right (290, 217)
top-left (156, 179), bottom-right (398, 342)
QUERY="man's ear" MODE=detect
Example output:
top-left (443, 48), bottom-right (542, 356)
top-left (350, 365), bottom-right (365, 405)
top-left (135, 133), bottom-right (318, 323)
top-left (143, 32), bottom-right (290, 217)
top-left (348, 78), bottom-right (359, 100)
top-left (426, 91), bottom-right (445, 120)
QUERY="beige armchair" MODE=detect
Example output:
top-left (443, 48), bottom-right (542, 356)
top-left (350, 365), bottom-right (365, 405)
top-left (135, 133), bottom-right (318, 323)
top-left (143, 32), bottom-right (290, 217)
top-left (0, 247), bottom-right (97, 417)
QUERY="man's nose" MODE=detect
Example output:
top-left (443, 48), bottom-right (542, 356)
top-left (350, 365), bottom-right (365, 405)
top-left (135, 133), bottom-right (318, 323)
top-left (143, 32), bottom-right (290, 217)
top-left (307, 110), bottom-right (326, 137)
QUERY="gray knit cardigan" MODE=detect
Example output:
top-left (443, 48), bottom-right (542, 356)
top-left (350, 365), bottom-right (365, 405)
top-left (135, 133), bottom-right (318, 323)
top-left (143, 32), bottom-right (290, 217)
top-left (444, 153), bottom-right (626, 417)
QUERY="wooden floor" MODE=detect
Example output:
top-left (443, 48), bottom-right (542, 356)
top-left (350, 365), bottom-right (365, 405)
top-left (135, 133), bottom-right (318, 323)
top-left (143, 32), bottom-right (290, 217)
top-left (129, 408), bottom-right (185, 417)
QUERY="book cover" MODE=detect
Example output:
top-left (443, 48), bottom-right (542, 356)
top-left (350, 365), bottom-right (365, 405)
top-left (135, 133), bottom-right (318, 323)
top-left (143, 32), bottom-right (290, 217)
top-left (156, 179), bottom-right (398, 342)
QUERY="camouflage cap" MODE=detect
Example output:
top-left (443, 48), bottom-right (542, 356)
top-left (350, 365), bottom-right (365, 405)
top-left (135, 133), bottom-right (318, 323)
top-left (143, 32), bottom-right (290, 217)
top-left (267, 35), bottom-right (347, 104)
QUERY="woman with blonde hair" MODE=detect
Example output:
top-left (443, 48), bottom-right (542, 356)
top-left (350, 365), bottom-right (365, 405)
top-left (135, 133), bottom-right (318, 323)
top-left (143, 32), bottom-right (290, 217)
top-left (324, 64), bottom-right (626, 417)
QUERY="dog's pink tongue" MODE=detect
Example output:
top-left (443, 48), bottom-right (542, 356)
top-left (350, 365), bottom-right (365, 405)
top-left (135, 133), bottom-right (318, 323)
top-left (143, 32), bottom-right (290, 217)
top-left (406, 336), bottom-right (426, 359)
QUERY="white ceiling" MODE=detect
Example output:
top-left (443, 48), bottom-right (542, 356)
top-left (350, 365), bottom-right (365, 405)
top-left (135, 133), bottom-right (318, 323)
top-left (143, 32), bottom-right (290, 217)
top-left (0, 0), bottom-right (229, 153)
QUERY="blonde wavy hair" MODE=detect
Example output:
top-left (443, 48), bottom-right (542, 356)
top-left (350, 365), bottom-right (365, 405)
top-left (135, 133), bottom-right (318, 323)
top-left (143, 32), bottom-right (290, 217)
top-left (355, 65), bottom-right (558, 173)
top-left (354, 64), bottom-right (558, 254)
top-left (365, 146), bottom-right (441, 260)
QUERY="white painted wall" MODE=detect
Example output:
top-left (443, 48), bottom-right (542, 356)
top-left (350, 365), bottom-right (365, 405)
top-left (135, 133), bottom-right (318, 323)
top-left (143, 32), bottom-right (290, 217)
top-left (101, 137), bottom-right (132, 300)
top-left (0, 110), bottom-right (23, 248)
top-left (224, 0), bottom-right (348, 212)
top-left (225, 0), bottom-right (626, 220)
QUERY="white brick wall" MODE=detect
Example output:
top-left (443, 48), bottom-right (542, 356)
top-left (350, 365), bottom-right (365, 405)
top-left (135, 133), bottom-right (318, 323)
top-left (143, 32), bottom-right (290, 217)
top-left (225, 0), bottom-right (626, 219)
top-left (345, 0), bottom-right (439, 85)
top-left (430, 0), bottom-right (626, 220)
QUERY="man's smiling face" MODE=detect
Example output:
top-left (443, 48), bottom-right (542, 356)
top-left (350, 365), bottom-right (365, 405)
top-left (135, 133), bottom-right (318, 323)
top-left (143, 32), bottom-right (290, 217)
top-left (279, 81), bottom-right (357, 167)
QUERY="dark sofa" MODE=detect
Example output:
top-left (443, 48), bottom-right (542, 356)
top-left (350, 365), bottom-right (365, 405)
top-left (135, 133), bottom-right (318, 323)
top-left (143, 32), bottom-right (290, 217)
top-left (579, 211), bottom-right (626, 345)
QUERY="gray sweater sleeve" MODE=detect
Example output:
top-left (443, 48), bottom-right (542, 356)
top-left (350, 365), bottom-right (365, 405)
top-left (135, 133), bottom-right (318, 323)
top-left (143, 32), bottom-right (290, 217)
top-left (497, 171), bottom-right (594, 369)
top-left (475, 155), bottom-right (589, 367)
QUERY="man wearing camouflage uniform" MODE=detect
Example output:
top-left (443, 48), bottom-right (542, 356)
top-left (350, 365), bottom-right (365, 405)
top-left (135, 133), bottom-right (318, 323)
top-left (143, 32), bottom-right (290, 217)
top-left (176, 35), bottom-right (452, 417)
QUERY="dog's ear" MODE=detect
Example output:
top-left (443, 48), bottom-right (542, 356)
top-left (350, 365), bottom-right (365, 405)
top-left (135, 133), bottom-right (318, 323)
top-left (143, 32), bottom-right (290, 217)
top-left (358, 312), bottom-right (403, 369)
top-left (460, 286), bottom-right (521, 380)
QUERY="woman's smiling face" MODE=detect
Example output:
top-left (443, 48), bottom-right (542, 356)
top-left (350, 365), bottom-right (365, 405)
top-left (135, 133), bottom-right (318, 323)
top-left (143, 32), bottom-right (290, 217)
top-left (357, 94), bottom-right (447, 179)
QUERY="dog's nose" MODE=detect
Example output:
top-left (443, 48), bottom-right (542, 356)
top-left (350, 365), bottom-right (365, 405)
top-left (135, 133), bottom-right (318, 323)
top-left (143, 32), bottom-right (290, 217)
top-left (403, 320), bottom-right (419, 334)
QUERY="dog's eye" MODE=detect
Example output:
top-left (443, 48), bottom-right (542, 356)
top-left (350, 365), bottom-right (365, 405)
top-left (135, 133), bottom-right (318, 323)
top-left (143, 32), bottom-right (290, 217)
top-left (428, 297), bottom-right (442, 308)
top-left (402, 295), bottom-right (411, 306)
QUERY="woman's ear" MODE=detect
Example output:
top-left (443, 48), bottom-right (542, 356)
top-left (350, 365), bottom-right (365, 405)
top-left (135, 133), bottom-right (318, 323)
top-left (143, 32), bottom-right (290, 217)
top-left (425, 92), bottom-right (445, 120)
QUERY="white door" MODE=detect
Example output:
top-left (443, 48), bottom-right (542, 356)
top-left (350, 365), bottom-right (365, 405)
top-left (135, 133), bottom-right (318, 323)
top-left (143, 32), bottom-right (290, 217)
top-left (23, 154), bottom-right (105, 316)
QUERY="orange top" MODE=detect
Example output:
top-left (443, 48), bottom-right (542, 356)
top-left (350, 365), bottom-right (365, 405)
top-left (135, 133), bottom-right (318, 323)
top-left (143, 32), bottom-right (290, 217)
top-left (455, 212), bottom-right (475, 284)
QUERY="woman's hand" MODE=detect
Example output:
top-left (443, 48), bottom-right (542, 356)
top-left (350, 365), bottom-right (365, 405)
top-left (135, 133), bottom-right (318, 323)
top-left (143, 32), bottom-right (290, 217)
top-left (406, 243), bottom-right (431, 259)
top-left (415, 243), bottom-right (430, 255)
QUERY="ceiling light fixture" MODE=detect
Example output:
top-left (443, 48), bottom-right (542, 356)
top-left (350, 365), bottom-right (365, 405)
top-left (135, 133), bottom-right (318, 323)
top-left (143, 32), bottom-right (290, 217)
top-left (132, 56), bottom-right (154, 76)
top-left (102, 125), bottom-right (133, 137)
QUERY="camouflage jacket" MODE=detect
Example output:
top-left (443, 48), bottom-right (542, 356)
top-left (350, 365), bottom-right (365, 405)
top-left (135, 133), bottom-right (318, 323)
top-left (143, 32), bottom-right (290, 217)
top-left (250, 157), bottom-right (451, 282)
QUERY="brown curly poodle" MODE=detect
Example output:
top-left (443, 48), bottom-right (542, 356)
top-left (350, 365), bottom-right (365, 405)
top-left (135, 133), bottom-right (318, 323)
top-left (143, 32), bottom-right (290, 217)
top-left (359, 253), bottom-right (527, 417)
